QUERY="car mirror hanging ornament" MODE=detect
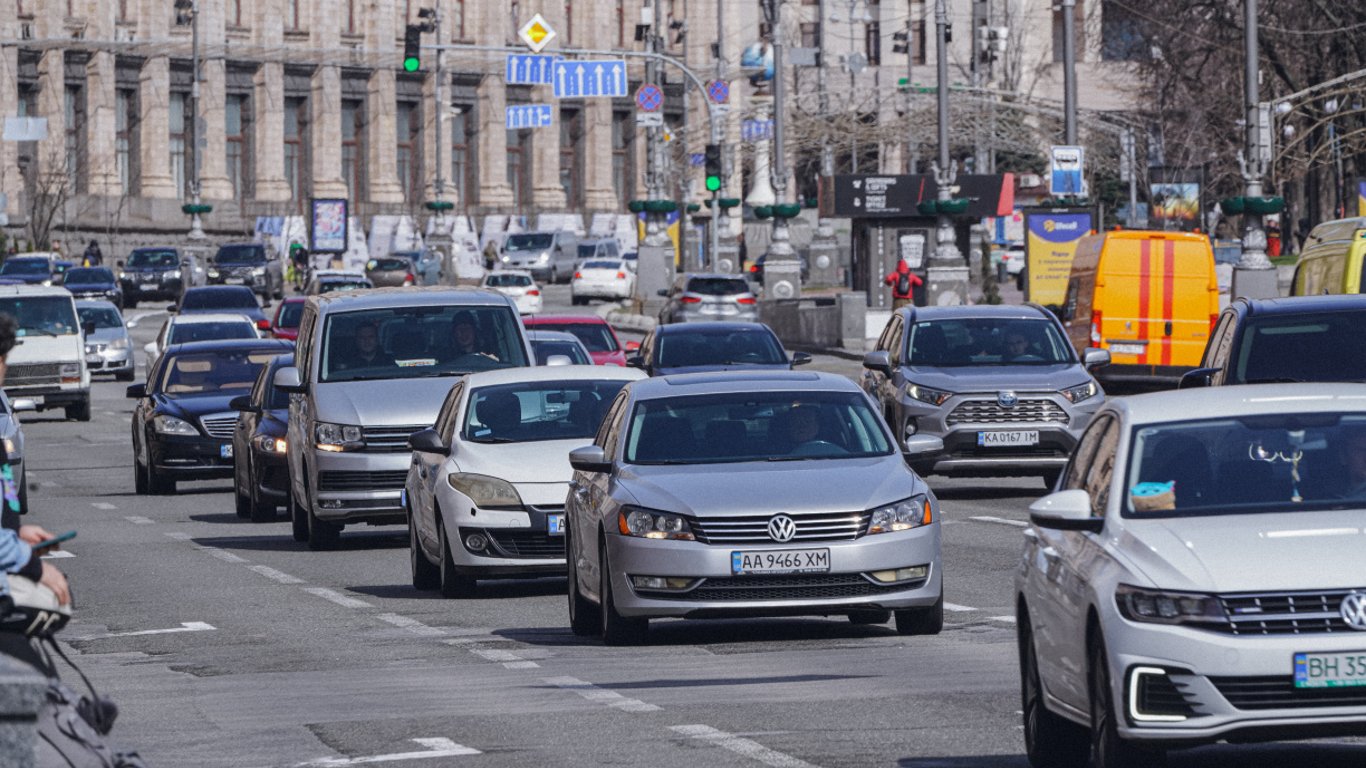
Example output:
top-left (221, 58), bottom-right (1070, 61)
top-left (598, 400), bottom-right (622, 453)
top-left (1248, 442), bottom-right (1303, 503)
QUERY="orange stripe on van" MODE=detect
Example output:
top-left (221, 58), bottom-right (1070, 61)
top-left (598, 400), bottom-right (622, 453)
top-left (1161, 240), bottom-right (1175, 366)
top-left (1137, 239), bottom-right (1151, 364)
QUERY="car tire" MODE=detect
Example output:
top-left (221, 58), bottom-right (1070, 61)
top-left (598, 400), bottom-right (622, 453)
top-left (848, 609), bottom-right (891, 625)
top-left (1089, 633), bottom-right (1164, 768)
top-left (894, 592), bottom-right (944, 636)
top-left (437, 519), bottom-right (475, 598)
top-left (134, 455), bottom-right (148, 495)
top-left (599, 538), bottom-right (647, 645)
top-left (147, 463), bottom-right (174, 495)
top-left (1020, 612), bottom-right (1089, 768)
top-left (66, 399), bottom-right (91, 422)
top-left (125, 297), bottom-right (137, 309)
top-left (566, 525), bottom-right (600, 636)
top-left (571, 296), bottom-right (585, 306)
top-left (17, 477), bottom-right (28, 517)
top-left (409, 507), bottom-right (440, 591)
top-left (289, 490), bottom-right (309, 543)
top-left (305, 495), bottom-right (341, 551)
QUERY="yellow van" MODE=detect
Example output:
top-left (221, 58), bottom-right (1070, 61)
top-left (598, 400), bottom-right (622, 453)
top-left (1059, 230), bottom-right (1219, 388)
top-left (1291, 217), bottom-right (1366, 296)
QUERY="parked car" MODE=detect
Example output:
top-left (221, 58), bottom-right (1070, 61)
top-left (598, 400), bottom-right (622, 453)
top-left (1290, 215), bottom-right (1366, 296)
top-left (526, 330), bottom-right (593, 365)
top-left (657, 273), bottom-right (759, 324)
top-left (275, 288), bottom-right (534, 550)
top-left (575, 238), bottom-right (622, 266)
top-left (207, 242), bottom-right (284, 303)
top-left (570, 259), bottom-right (635, 305)
top-left (1002, 242), bottom-right (1026, 279)
top-left (1182, 294), bottom-right (1366, 388)
top-left (1016, 383), bottom-right (1366, 768)
top-left (61, 267), bottom-right (124, 308)
top-left (76, 300), bottom-right (135, 381)
top-left (404, 366), bottom-right (645, 597)
top-left (304, 270), bottom-right (373, 295)
top-left (365, 256), bottom-right (418, 288)
top-left (628, 322), bottom-right (810, 377)
top-left (0, 391), bottom-right (34, 517)
top-left (522, 315), bottom-right (635, 367)
top-left (230, 353), bottom-right (294, 522)
top-left (144, 313), bottom-right (262, 369)
top-left (175, 286), bottom-right (270, 328)
top-left (565, 370), bottom-right (946, 644)
top-left (270, 297), bottom-right (306, 342)
top-left (0, 256), bottom-right (62, 286)
top-left (118, 247), bottom-right (193, 307)
top-left (0, 286), bottom-right (91, 421)
top-left (480, 270), bottom-right (542, 315)
top-left (862, 305), bottom-right (1108, 488)
top-left (500, 231), bottom-right (578, 284)
top-left (127, 338), bottom-right (293, 495)
top-left (390, 249), bottom-right (443, 286)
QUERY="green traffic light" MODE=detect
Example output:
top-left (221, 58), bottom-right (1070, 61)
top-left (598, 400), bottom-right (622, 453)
top-left (403, 57), bottom-right (420, 73)
top-left (705, 176), bottom-right (721, 192)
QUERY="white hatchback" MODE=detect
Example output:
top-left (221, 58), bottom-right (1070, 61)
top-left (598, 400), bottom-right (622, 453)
top-left (481, 269), bottom-right (542, 315)
top-left (570, 259), bottom-right (635, 305)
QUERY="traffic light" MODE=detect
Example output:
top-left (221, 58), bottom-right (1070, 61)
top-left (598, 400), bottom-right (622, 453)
top-left (403, 24), bottom-right (423, 72)
top-left (704, 143), bottom-right (722, 192)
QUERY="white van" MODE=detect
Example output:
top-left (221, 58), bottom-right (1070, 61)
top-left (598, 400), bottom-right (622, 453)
top-left (0, 286), bottom-right (91, 420)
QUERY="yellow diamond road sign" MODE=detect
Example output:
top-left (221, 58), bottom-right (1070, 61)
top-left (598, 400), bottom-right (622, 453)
top-left (518, 14), bottom-right (557, 53)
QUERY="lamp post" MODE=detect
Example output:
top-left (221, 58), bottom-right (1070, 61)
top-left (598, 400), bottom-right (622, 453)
top-left (761, 0), bottom-right (802, 300)
top-left (174, 0), bottom-right (206, 241)
top-left (1231, 0), bottom-right (1278, 299)
top-left (924, 0), bottom-right (969, 306)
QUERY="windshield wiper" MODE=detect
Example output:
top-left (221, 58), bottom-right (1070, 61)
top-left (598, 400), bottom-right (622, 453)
top-left (1243, 377), bottom-right (1305, 384)
top-left (21, 328), bottom-right (58, 338)
top-left (466, 436), bottom-right (517, 444)
top-left (765, 455), bottom-right (818, 462)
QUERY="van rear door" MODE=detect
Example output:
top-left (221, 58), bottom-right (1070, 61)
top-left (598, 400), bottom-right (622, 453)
top-left (1097, 234), bottom-right (1216, 369)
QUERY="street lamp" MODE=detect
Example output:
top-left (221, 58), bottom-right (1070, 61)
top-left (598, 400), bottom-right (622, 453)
top-left (174, 0), bottom-right (207, 241)
top-left (831, 0), bottom-right (874, 173)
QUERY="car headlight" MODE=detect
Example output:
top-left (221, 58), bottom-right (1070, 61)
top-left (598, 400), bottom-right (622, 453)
top-left (906, 383), bottom-right (952, 406)
top-left (40, 280), bottom-right (51, 287)
top-left (537, 252), bottom-right (551, 262)
top-left (447, 473), bottom-right (523, 509)
top-left (314, 422), bottom-right (362, 451)
top-left (118, 271), bottom-right (127, 280)
top-left (617, 506), bottom-right (696, 541)
top-left (84, 344), bottom-right (97, 355)
top-left (1061, 380), bottom-right (1099, 404)
top-left (59, 363), bottom-right (80, 381)
top-left (109, 338), bottom-right (130, 350)
top-left (208, 269), bottom-right (220, 278)
top-left (253, 435), bottom-right (287, 454)
top-left (1115, 584), bottom-right (1226, 626)
top-left (153, 415), bottom-right (199, 436)
top-left (2, 437), bottom-right (17, 456)
top-left (251, 266), bottom-right (266, 276)
top-left (868, 495), bottom-right (933, 534)
top-left (168, 269), bottom-right (182, 279)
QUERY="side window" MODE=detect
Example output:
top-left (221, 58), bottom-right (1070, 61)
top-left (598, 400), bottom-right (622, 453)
top-left (874, 317), bottom-right (894, 352)
top-left (295, 307), bottom-right (316, 382)
top-left (1083, 419), bottom-right (1120, 517)
top-left (595, 392), bottom-right (629, 456)
top-left (249, 364), bottom-right (269, 408)
top-left (1062, 414), bottom-right (1112, 492)
top-left (887, 316), bottom-right (905, 367)
top-left (1063, 278), bottom-right (1080, 322)
top-left (435, 384), bottom-right (464, 443)
top-left (1204, 312), bottom-right (1236, 381)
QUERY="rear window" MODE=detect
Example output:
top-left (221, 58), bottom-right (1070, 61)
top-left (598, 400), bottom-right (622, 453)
top-left (170, 321), bottom-right (256, 345)
top-left (66, 268), bottom-right (115, 283)
top-left (368, 258), bottom-right (410, 272)
top-left (531, 339), bottom-right (592, 365)
top-left (685, 277), bottom-right (750, 296)
top-left (485, 273), bottom-right (533, 288)
top-left (215, 245), bottom-right (267, 265)
top-left (0, 260), bottom-right (49, 276)
top-left (182, 289), bottom-right (258, 310)
top-left (582, 260), bottom-right (622, 271)
top-left (1233, 311), bottom-right (1366, 384)
top-left (527, 322), bottom-right (618, 353)
top-left (657, 327), bottom-right (786, 367)
top-left (127, 250), bottom-right (178, 268)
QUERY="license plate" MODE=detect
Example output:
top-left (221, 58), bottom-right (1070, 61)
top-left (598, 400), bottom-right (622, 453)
top-left (141, 282), bottom-right (158, 289)
top-left (731, 548), bottom-right (830, 576)
top-left (978, 430), bottom-right (1040, 447)
top-left (225, 278), bottom-right (245, 285)
top-left (1109, 342), bottom-right (1146, 356)
top-left (1294, 651), bottom-right (1366, 688)
top-left (220, 444), bottom-right (234, 459)
top-left (547, 514), bottom-right (565, 536)
top-left (85, 355), bottom-right (101, 364)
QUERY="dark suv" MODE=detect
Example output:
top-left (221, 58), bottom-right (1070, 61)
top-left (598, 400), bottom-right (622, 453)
top-left (207, 243), bottom-right (283, 303)
top-left (1181, 294), bottom-right (1366, 387)
top-left (118, 247), bottom-right (188, 307)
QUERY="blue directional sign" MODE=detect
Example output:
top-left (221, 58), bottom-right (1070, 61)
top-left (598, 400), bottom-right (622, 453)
top-left (505, 54), bottom-right (560, 86)
top-left (552, 59), bottom-right (628, 99)
top-left (741, 119), bottom-right (774, 143)
top-left (505, 104), bottom-right (554, 130)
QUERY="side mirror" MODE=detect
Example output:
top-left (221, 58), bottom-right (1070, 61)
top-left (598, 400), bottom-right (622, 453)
top-left (624, 340), bottom-right (641, 352)
top-left (143, 341), bottom-right (157, 359)
top-left (625, 354), bottom-right (645, 369)
top-left (125, 383), bottom-right (146, 399)
top-left (656, 289), bottom-right (670, 297)
top-left (545, 354), bottom-right (574, 367)
top-left (273, 366), bottom-right (304, 393)
top-left (116, 260), bottom-right (125, 268)
top-left (902, 434), bottom-right (944, 458)
top-left (82, 321), bottom-right (97, 337)
top-left (569, 445), bottom-right (612, 473)
top-left (180, 258), bottom-right (192, 267)
top-left (790, 351), bottom-right (812, 367)
top-left (862, 350), bottom-right (892, 376)
top-left (228, 395), bottom-right (254, 412)
top-left (408, 428), bottom-right (447, 455)
top-left (1028, 489), bottom-right (1103, 533)
top-left (166, 304), bottom-right (178, 313)
top-left (1178, 367), bottom-right (1218, 389)
top-left (1083, 348), bottom-right (1111, 370)
top-left (11, 399), bottom-right (36, 413)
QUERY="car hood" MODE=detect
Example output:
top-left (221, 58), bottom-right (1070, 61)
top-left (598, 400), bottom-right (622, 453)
top-left (65, 281), bottom-right (117, 292)
top-left (181, 306), bottom-right (267, 323)
top-left (590, 350), bottom-right (627, 366)
top-left (453, 438), bottom-right (584, 484)
top-left (898, 364), bottom-right (1091, 393)
top-left (655, 362), bottom-right (792, 377)
top-left (617, 455), bottom-right (919, 516)
top-left (313, 378), bottom-right (457, 427)
top-left (214, 263), bottom-right (267, 273)
top-left (87, 328), bottom-right (128, 344)
top-left (1115, 510), bottom-right (1366, 593)
top-left (259, 409), bottom-right (289, 437)
top-left (153, 392), bottom-right (243, 420)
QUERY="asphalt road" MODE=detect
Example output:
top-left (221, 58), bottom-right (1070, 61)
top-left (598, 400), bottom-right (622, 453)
top-left (17, 285), bottom-right (1366, 766)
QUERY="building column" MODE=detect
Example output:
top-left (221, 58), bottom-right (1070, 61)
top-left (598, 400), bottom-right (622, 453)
top-left (529, 112), bottom-right (566, 212)
top-left (83, 52), bottom-right (120, 198)
top-left (35, 50), bottom-right (66, 191)
top-left (581, 101), bottom-right (618, 212)
top-left (476, 78), bottom-right (514, 209)
top-left (311, 66), bottom-right (348, 199)
top-left (137, 58), bottom-right (178, 199)
top-left (197, 60), bottom-right (234, 200)
top-left (253, 62), bottom-right (290, 202)
top-left (367, 70), bottom-right (404, 205)
top-left (0, 44), bottom-right (21, 222)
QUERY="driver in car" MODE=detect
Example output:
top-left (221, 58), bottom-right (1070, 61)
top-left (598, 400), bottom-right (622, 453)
top-left (444, 312), bottom-right (498, 363)
top-left (1003, 330), bottom-right (1034, 360)
top-left (778, 405), bottom-right (825, 454)
top-left (337, 321), bottom-right (392, 371)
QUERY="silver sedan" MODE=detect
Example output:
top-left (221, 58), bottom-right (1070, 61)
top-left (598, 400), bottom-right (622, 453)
top-left (565, 370), bottom-right (945, 645)
top-left (1016, 383), bottom-right (1366, 768)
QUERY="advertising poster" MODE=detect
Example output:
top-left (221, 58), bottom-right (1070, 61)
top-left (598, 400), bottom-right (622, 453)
top-left (1024, 209), bottom-right (1094, 307)
top-left (1358, 180), bottom-right (1366, 217)
top-left (1148, 167), bottom-right (1203, 232)
top-left (310, 198), bottom-right (348, 253)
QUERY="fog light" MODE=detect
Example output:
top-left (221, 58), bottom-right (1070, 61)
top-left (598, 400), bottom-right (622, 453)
top-left (902, 418), bottom-right (918, 439)
top-left (868, 565), bottom-right (929, 584)
top-left (629, 575), bottom-right (696, 592)
top-left (465, 533), bottom-right (488, 552)
top-left (318, 498), bottom-right (344, 510)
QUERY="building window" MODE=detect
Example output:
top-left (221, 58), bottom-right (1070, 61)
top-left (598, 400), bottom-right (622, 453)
top-left (565, 0), bottom-right (573, 44)
top-left (1101, 0), bottom-right (1145, 61)
top-left (1053, 1), bottom-right (1085, 63)
top-left (509, 0), bottom-right (519, 42)
top-left (64, 85), bottom-right (85, 194)
top-left (616, 0), bottom-right (626, 47)
top-left (451, 108), bottom-right (472, 207)
top-left (800, 22), bottom-right (820, 48)
top-left (911, 19), bottom-right (926, 65)
top-left (612, 111), bottom-right (634, 209)
top-left (559, 109), bottom-right (582, 208)
top-left (395, 101), bottom-right (421, 202)
top-left (226, 94), bottom-right (249, 199)
top-left (865, 21), bottom-right (881, 66)
top-left (506, 128), bottom-right (527, 209)
top-left (228, 0), bottom-right (241, 26)
top-left (284, 96), bottom-right (308, 201)
top-left (341, 100), bottom-right (365, 204)
top-left (287, 0), bottom-right (302, 31)
top-left (117, 0), bottom-right (128, 21)
top-left (344, 0), bottom-right (355, 33)
top-left (454, 0), bottom-right (466, 40)
top-left (115, 88), bottom-right (138, 194)
top-left (169, 92), bottom-right (187, 198)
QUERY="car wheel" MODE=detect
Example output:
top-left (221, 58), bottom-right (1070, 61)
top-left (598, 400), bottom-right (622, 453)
top-left (147, 462), bottom-right (174, 495)
top-left (599, 538), bottom-right (647, 645)
top-left (288, 490), bottom-right (309, 543)
top-left (409, 506), bottom-right (440, 591)
top-left (437, 519), bottom-right (476, 598)
top-left (134, 454), bottom-right (148, 495)
top-left (65, 399), bottom-right (91, 422)
top-left (566, 525), bottom-right (600, 636)
top-left (894, 592), bottom-right (944, 636)
top-left (306, 494), bottom-right (341, 551)
top-left (1020, 611), bottom-right (1089, 768)
top-left (571, 295), bottom-right (584, 306)
top-left (848, 609), bottom-right (891, 625)
top-left (1089, 633), bottom-right (1164, 768)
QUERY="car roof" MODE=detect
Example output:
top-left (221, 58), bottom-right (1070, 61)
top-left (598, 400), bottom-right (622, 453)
top-left (185, 285), bottom-right (255, 295)
top-left (0, 285), bottom-right (73, 298)
top-left (169, 313), bottom-right (255, 325)
top-left (655, 321), bottom-right (776, 335)
top-left (162, 338), bottom-right (293, 356)
top-left (899, 304), bottom-right (1052, 321)
top-left (682, 272), bottom-right (750, 280)
top-left (74, 299), bottom-right (121, 311)
top-left (1113, 383), bottom-right (1366, 426)
top-left (5, 256), bottom-right (50, 263)
top-left (314, 269), bottom-right (366, 278)
top-left (460, 364), bottom-right (644, 388)
top-left (307, 286), bottom-right (516, 313)
top-left (486, 269), bottom-right (534, 277)
top-left (522, 314), bottom-right (611, 326)
top-left (1235, 293), bottom-right (1366, 316)
top-left (526, 330), bottom-right (584, 342)
top-left (630, 370), bottom-right (850, 399)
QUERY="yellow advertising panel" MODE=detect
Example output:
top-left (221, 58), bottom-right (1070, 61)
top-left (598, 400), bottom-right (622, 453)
top-left (636, 212), bottom-right (682, 265)
top-left (1024, 210), bottom-right (1093, 306)
top-left (1358, 180), bottom-right (1366, 217)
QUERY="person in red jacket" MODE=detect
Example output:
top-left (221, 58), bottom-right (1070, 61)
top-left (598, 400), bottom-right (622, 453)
top-left (884, 259), bottom-right (923, 309)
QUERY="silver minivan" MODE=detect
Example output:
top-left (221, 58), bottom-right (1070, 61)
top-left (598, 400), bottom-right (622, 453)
top-left (275, 287), bottom-right (534, 549)
top-left (500, 231), bottom-right (579, 284)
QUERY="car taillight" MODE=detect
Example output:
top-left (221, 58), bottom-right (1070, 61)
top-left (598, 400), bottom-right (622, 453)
top-left (573, 272), bottom-right (582, 279)
top-left (1210, 313), bottom-right (1218, 333)
top-left (616, 272), bottom-right (627, 279)
top-left (257, 319), bottom-right (272, 331)
top-left (736, 297), bottom-right (756, 305)
top-left (680, 296), bottom-right (702, 304)
top-left (1089, 310), bottom-right (1102, 347)
top-left (527, 289), bottom-right (540, 296)
top-left (403, 273), bottom-right (414, 286)
top-left (749, 264), bottom-right (759, 273)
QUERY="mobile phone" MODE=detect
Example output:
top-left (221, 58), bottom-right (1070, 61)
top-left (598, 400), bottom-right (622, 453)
top-left (32, 530), bottom-right (76, 554)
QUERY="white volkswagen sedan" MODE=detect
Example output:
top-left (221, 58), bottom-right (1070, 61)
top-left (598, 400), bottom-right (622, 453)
top-left (480, 269), bottom-right (542, 315)
top-left (1016, 383), bottom-right (1366, 768)
top-left (403, 365), bottom-right (645, 597)
top-left (570, 259), bottom-right (635, 305)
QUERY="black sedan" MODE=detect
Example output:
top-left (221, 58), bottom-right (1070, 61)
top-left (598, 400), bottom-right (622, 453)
top-left (230, 353), bottom-right (293, 522)
top-left (62, 267), bottom-right (124, 308)
top-left (0, 256), bottom-right (61, 286)
top-left (175, 285), bottom-right (270, 329)
top-left (627, 321), bottom-right (810, 376)
top-left (128, 338), bottom-right (293, 495)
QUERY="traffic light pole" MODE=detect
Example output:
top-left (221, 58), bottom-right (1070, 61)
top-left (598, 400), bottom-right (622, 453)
top-left (925, 0), bottom-right (968, 305)
top-left (1232, 0), bottom-right (1277, 299)
top-left (188, 1), bottom-right (205, 241)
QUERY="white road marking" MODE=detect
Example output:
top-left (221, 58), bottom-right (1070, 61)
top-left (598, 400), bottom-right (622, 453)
top-left (471, 648), bottom-right (522, 663)
top-left (545, 676), bottom-right (661, 713)
top-left (670, 724), bottom-right (819, 768)
top-left (989, 615), bottom-right (1017, 624)
top-left (376, 613), bottom-right (444, 637)
top-left (287, 737), bottom-right (480, 767)
top-left (40, 550), bottom-right (75, 559)
top-left (503, 660), bottom-right (540, 669)
top-left (100, 621), bottom-right (216, 639)
top-left (302, 587), bottom-right (373, 609)
top-left (124, 516), bottom-right (154, 525)
top-left (90, 502), bottom-right (117, 510)
top-left (969, 515), bottom-right (1028, 528)
top-left (248, 565), bottom-right (304, 584)
top-left (200, 547), bottom-right (248, 564)
top-left (943, 602), bottom-right (977, 613)
top-left (165, 532), bottom-right (192, 540)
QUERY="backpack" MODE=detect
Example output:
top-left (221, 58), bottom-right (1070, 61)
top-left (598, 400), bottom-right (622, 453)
top-left (895, 270), bottom-right (912, 296)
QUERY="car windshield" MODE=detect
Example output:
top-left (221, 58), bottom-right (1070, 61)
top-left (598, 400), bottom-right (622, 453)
top-left (531, 339), bottom-right (591, 365)
top-left (265, 373), bottom-right (290, 410)
top-left (528, 322), bottom-right (618, 353)
top-left (368, 258), bottom-right (409, 272)
top-left (485, 273), bottom-right (533, 288)
top-left (625, 391), bottom-right (892, 464)
top-left (276, 302), bottom-right (304, 328)
top-left (657, 327), bottom-right (786, 367)
top-left (0, 297), bottom-right (78, 337)
top-left (170, 321), bottom-right (256, 345)
top-left (65, 268), bottom-right (114, 283)
top-left (1233, 311), bottom-right (1366, 384)
top-left (504, 234), bottom-right (554, 252)
top-left (463, 380), bottom-right (629, 444)
top-left (158, 349), bottom-right (280, 396)
top-left (577, 245), bottom-right (599, 259)
top-left (0, 260), bottom-right (49, 276)
top-left (685, 277), bottom-right (750, 296)
top-left (318, 280), bottom-right (369, 293)
top-left (127, 250), bottom-right (178, 268)
top-left (1124, 413), bottom-right (1366, 518)
top-left (215, 245), bottom-right (265, 264)
top-left (182, 289), bottom-right (257, 311)
top-left (582, 260), bottom-right (622, 271)
top-left (319, 305), bottom-right (528, 383)
top-left (77, 306), bottom-right (123, 329)
top-left (905, 318), bottom-right (1075, 367)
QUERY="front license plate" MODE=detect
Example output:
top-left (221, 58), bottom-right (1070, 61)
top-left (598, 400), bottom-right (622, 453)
top-left (141, 282), bottom-right (158, 289)
top-left (1294, 651), bottom-right (1366, 688)
top-left (978, 430), bottom-right (1040, 447)
top-left (220, 444), bottom-right (233, 459)
top-left (85, 355), bottom-right (101, 364)
top-left (225, 278), bottom-right (246, 285)
top-left (731, 548), bottom-right (830, 576)
top-left (547, 514), bottom-right (565, 536)
top-left (1109, 342), bottom-right (1146, 356)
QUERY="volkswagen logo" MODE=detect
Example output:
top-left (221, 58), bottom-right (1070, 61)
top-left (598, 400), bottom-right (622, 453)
top-left (998, 391), bottom-right (1019, 408)
top-left (767, 515), bottom-right (798, 543)
top-left (1341, 593), bottom-right (1366, 631)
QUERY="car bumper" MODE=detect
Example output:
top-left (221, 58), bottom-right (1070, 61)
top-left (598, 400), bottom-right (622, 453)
top-left (674, 307), bottom-right (761, 324)
top-left (207, 274), bottom-right (268, 291)
top-left (6, 383), bottom-right (89, 409)
top-left (572, 282), bottom-right (631, 299)
top-left (151, 433), bottom-right (235, 479)
top-left (253, 449), bottom-right (290, 501)
top-left (603, 523), bottom-right (941, 619)
top-left (121, 279), bottom-right (182, 299)
top-left (516, 296), bottom-right (543, 315)
top-left (86, 349), bottom-right (133, 374)
top-left (309, 449), bottom-right (407, 524)
top-left (436, 483), bottom-right (567, 577)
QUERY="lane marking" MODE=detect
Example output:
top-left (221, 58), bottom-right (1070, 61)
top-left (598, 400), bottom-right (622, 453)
top-left (943, 602), bottom-right (977, 613)
top-left (91, 502), bottom-right (117, 510)
top-left (302, 587), bottom-right (373, 610)
top-left (989, 615), bottom-right (1017, 624)
top-left (287, 737), bottom-right (480, 767)
top-left (471, 648), bottom-right (522, 663)
top-left (165, 532), bottom-right (192, 540)
top-left (545, 676), bottom-right (661, 713)
top-left (100, 621), bottom-right (217, 639)
top-left (41, 550), bottom-right (75, 559)
top-left (248, 565), bottom-right (304, 584)
top-left (376, 613), bottom-right (444, 637)
top-left (124, 516), bottom-right (154, 525)
top-left (670, 724), bottom-right (819, 768)
top-left (200, 547), bottom-right (248, 564)
top-left (969, 515), bottom-right (1028, 528)
top-left (503, 660), bottom-right (540, 669)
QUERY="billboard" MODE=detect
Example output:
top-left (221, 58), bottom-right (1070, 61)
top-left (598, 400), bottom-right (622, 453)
top-left (310, 198), bottom-right (348, 253)
top-left (1024, 208), bottom-right (1094, 307)
top-left (1148, 167), bottom-right (1203, 232)
top-left (1358, 180), bottom-right (1366, 217)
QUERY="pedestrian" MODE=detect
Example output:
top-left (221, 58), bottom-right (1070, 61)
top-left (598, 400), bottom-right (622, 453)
top-left (482, 239), bottom-right (500, 271)
top-left (82, 239), bottom-right (103, 267)
top-left (737, 233), bottom-right (748, 273)
top-left (884, 258), bottom-right (923, 310)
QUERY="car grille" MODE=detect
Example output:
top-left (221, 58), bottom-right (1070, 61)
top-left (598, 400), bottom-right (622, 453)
top-left (1136, 671), bottom-right (1203, 718)
top-left (362, 424), bottom-right (427, 453)
top-left (1210, 676), bottom-right (1366, 710)
top-left (1214, 589), bottom-right (1362, 635)
top-left (689, 511), bottom-right (871, 544)
top-left (6, 363), bottom-right (61, 387)
top-left (199, 413), bottom-right (238, 439)
top-left (317, 470), bottom-right (410, 492)
top-left (472, 529), bottom-right (566, 559)
top-left (647, 573), bottom-right (912, 602)
top-left (945, 398), bottom-right (1068, 426)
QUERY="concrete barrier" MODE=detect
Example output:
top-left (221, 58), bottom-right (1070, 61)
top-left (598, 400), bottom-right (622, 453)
top-left (0, 656), bottom-right (46, 767)
top-left (760, 293), bottom-right (868, 353)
